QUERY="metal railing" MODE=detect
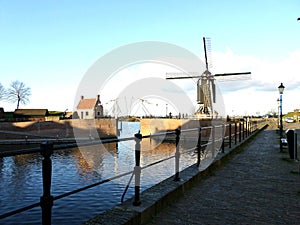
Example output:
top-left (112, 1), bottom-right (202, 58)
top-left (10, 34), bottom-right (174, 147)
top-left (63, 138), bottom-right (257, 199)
top-left (0, 119), bottom-right (266, 224)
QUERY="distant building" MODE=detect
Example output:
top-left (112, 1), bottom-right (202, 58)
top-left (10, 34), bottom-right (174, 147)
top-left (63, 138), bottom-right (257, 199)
top-left (293, 109), bottom-right (300, 122)
top-left (13, 109), bottom-right (49, 120)
top-left (76, 95), bottom-right (103, 119)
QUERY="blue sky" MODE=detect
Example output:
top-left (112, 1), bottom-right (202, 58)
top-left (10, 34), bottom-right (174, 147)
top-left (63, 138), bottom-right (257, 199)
top-left (0, 0), bottom-right (300, 115)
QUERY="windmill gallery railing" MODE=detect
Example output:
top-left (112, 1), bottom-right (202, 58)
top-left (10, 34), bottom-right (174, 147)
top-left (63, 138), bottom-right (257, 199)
top-left (0, 119), bottom-right (266, 225)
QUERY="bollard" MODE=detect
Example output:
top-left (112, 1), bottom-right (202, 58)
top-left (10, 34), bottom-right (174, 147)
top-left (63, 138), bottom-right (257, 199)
top-left (40, 142), bottom-right (54, 225)
top-left (229, 123), bottom-right (232, 148)
top-left (174, 128), bottom-right (181, 181)
top-left (133, 132), bottom-right (142, 206)
top-left (286, 129), bottom-right (298, 160)
top-left (197, 127), bottom-right (202, 167)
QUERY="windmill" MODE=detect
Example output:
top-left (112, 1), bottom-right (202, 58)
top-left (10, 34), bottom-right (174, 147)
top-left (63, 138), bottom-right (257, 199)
top-left (166, 37), bottom-right (251, 117)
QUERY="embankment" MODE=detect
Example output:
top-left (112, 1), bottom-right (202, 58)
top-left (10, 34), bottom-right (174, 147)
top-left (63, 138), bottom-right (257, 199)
top-left (0, 119), bottom-right (118, 140)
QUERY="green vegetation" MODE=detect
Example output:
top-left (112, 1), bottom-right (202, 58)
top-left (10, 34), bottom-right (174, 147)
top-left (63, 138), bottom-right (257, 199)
top-left (283, 112), bottom-right (295, 119)
top-left (48, 111), bottom-right (64, 116)
top-left (3, 112), bottom-right (13, 118)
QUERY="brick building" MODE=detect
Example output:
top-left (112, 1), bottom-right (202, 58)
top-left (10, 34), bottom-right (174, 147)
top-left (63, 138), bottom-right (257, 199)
top-left (76, 95), bottom-right (103, 119)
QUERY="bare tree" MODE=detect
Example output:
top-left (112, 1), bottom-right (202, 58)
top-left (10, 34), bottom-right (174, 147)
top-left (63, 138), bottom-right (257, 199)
top-left (7, 80), bottom-right (31, 109)
top-left (0, 82), bottom-right (5, 101)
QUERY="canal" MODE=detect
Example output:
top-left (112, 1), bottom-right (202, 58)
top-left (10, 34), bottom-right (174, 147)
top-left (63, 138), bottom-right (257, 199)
top-left (0, 122), bottom-right (199, 225)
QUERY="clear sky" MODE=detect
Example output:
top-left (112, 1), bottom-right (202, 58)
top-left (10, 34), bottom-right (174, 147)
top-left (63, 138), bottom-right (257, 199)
top-left (0, 0), bottom-right (299, 116)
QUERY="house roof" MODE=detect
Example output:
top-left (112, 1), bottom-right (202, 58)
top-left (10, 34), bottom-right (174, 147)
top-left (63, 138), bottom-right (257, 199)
top-left (14, 109), bottom-right (49, 116)
top-left (77, 98), bottom-right (97, 110)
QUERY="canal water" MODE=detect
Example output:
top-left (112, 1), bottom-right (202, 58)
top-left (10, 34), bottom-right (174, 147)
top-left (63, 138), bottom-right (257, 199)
top-left (0, 122), bottom-right (199, 225)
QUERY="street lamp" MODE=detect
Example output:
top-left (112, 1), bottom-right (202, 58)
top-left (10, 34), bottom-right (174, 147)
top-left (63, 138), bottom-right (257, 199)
top-left (278, 83), bottom-right (285, 151)
top-left (277, 98), bottom-right (280, 128)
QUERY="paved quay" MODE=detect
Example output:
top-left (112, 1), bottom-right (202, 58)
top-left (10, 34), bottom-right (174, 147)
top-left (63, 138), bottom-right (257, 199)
top-left (146, 125), bottom-right (300, 225)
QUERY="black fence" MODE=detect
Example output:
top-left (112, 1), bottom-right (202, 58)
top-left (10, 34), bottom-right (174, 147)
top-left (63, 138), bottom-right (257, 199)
top-left (0, 119), bottom-right (266, 225)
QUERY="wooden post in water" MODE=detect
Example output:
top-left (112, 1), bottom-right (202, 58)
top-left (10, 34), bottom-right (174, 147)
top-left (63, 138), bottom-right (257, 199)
top-left (40, 142), bottom-right (54, 225)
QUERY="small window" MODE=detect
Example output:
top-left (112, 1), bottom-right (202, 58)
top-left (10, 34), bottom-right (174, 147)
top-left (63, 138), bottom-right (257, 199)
top-left (97, 111), bottom-right (100, 116)
top-left (86, 111), bottom-right (89, 116)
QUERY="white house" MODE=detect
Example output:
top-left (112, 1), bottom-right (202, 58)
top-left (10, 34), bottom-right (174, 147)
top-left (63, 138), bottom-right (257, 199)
top-left (76, 95), bottom-right (103, 119)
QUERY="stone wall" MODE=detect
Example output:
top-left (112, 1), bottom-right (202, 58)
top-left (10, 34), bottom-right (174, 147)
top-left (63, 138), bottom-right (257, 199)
top-left (140, 118), bottom-right (224, 136)
top-left (0, 119), bottom-right (118, 139)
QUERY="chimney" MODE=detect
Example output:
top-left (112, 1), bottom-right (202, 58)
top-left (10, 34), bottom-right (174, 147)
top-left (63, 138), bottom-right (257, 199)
top-left (81, 95), bottom-right (84, 100)
top-left (97, 94), bottom-right (101, 104)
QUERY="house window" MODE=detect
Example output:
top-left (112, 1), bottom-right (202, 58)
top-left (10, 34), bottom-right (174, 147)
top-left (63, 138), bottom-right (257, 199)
top-left (97, 111), bottom-right (100, 116)
top-left (86, 111), bottom-right (89, 116)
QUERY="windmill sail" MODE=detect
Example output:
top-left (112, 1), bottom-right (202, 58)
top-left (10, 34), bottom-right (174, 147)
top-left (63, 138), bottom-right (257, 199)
top-left (166, 37), bottom-right (251, 117)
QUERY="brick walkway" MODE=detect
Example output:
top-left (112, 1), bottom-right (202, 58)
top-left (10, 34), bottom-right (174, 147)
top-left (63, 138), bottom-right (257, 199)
top-left (147, 126), bottom-right (300, 225)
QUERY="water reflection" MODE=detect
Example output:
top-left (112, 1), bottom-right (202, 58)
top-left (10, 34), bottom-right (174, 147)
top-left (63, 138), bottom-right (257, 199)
top-left (0, 122), bottom-right (205, 225)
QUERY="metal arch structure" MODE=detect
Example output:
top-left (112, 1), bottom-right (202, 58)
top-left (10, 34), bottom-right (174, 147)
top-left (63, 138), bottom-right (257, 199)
top-left (166, 37), bottom-right (251, 117)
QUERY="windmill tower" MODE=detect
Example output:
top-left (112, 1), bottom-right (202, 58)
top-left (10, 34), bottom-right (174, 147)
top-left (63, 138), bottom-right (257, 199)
top-left (166, 37), bottom-right (251, 118)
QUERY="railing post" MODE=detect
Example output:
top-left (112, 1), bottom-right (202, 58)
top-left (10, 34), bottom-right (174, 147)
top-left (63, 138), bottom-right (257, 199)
top-left (212, 126), bottom-right (215, 158)
top-left (40, 142), bottom-right (54, 225)
top-left (221, 124), bottom-right (225, 153)
top-left (242, 121), bottom-right (245, 140)
top-left (197, 127), bottom-right (202, 167)
top-left (174, 128), bottom-right (181, 181)
top-left (248, 118), bottom-right (250, 136)
top-left (133, 132), bottom-right (142, 206)
top-left (245, 119), bottom-right (248, 137)
top-left (229, 123), bottom-right (232, 148)
top-left (239, 122), bottom-right (242, 142)
top-left (234, 122), bottom-right (237, 145)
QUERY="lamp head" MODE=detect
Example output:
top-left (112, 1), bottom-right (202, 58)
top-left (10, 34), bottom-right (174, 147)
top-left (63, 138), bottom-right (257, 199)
top-left (278, 83), bottom-right (285, 94)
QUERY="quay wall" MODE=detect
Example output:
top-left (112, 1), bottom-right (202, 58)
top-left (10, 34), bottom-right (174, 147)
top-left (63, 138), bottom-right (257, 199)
top-left (140, 118), bottom-right (225, 137)
top-left (0, 119), bottom-right (118, 139)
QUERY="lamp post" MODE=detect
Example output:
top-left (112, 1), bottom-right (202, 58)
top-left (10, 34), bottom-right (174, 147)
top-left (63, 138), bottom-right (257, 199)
top-left (278, 83), bottom-right (285, 151)
top-left (277, 98), bottom-right (280, 128)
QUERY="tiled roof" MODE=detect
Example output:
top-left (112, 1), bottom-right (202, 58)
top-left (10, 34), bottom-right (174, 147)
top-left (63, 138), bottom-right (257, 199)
top-left (77, 98), bottom-right (97, 110)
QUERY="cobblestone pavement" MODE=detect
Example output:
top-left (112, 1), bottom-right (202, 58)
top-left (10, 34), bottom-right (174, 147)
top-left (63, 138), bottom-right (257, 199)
top-left (147, 124), bottom-right (300, 225)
